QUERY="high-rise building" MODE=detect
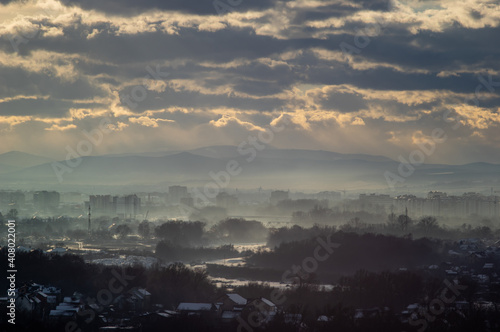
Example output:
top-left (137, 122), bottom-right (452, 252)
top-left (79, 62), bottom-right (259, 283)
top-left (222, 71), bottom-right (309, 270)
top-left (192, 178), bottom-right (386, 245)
top-left (114, 194), bottom-right (141, 218)
top-left (0, 191), bottom-right (25, 211)
top-left (270, 190), bottom-right (289, 205)
top-left (89, 195), bottom-right (114, 215)
top-left (216, 192), bottom-right (238, 209)
top-left (169, 186), bottom-right (189, 203)
top-left (33, 191), bottom-right (60, 210)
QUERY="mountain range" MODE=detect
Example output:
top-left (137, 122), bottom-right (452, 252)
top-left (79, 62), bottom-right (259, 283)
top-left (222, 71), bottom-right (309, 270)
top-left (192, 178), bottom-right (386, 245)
top-left (0, 146), bottom-right (498, 193)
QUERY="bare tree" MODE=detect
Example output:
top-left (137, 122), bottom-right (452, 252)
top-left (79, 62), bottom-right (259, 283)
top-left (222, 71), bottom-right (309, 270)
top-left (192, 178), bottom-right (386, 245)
top-left (417, 216), bottom-right (438, 236)
top-left (138, 221), bottom-right (151, 239)
top-left (397, 214), bottom-right (412, 232)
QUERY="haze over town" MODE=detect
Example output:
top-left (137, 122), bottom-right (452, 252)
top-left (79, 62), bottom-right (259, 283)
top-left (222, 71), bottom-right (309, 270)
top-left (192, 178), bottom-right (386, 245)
top-left (1, 0), bottom-right (500, 331)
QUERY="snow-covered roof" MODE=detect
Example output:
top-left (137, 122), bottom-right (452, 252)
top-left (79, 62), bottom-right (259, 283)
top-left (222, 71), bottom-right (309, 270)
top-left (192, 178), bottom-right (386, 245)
top-left (226, 294), bottom-right (246, 305)
top-left (56, 305), bottom-right (78, 311)
top-left (130, 288), bottom-right (151, 299)
top-left (177, 303), bottom-right (213, 311)
top-left (49, 310), bottom-right (75, 317)
top-left (136, 288), bottom-right (151, 296)
top-left (261, 298), bottom-right (275, 307)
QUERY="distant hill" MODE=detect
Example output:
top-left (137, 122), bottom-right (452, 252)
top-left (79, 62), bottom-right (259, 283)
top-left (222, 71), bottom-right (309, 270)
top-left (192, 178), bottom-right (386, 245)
top-left (0, 163), bottom-right (17, 174)
top-left (188, 145), bottom-right (394, 163)
top-left (0, 151), bottom-right (54, 168)
top-left (0, 147), bottom-right (498, 192)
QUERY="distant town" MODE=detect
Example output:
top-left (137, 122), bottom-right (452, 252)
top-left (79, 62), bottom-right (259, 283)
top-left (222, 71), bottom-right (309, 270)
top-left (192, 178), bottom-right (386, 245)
top-left (1, 186), bottom-right (499, 331)
top-left (3, 0), bottom-right (500, 330)
top-left (1, 186), bottom-right (499, 219)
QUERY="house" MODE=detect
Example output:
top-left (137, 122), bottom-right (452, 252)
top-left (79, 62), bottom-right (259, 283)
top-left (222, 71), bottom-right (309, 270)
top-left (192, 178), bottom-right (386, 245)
top-left (48, 300), bottom-right (81, 323)
top-left (130, 288), bottom-right (151, 311)
top-left (483, 263), bottom-right (494, 270)
top-left (246, 297), bottom-right (277, 323)
top-left (216, 293), bottom-right (247, 312)
top-left (454, 301), bottom-right (470, 311)
top-left (215, 293), bottom-right (246, 322)
top-left (176, 302), bottom-right (217, 316)
top-left (136, 310), bottom-right (178, 326)
top-left (248, 298), bottom-right (276, 313)
top-left (16, 283), bottom-right (62, 321)
top-left (114, 288), bottom-right (151, 313)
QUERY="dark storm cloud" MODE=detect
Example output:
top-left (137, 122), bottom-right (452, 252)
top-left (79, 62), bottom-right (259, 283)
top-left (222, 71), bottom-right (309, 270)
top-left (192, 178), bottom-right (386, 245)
top-left (0, 0), bottom-right (499, 163)
top-left (2, 9), bottom-right (497, 99)
top-left (119, 84), bottom-right (284, 112)
top-left (313, 88), bottom-right (444, 114)
top-left (306, 65), bottom-right (480, 92)
top-left (0, 98), bottom-right (103, 117)
top-left (1, 27), bottom-right (290, 64)
top-left (316, 90), bottom-right (368, 112)
top-left (0, 65), bottom-right (105, 101)
top-left (60, 0), bottom-right (278, 16)
top-left (0, 0), bottom-right (26, 4)
top-left (316, 24), bottom-right (500, 79)
top-left (0, 16), bottom-right (498, 110)
top-left (291, 0), bottom-right (390, 24)
top-left (152, 109), bottom-right (214, 129)
top-left (232, 79), bottom-right (286, 96)
top-left (59, 0), bottom-right (391, 17)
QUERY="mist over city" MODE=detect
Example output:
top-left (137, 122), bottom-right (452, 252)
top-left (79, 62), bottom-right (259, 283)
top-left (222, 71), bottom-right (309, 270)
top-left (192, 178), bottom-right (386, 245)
top-left (1, 0), bottom-right (500, 331)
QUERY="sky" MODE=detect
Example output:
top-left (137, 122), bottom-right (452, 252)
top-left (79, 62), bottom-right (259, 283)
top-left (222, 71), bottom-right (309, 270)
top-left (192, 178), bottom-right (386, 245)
top-left (0, 0), bottom-right (499, 164)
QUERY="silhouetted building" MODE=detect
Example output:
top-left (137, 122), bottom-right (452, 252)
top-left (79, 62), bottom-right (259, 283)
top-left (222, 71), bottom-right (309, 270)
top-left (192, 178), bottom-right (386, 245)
top-left (168, 186), bottom-right (188, 204)
top-left (89, 195), bottom-right (114, 215)
top-left (270, 190), bottom-right (289, 205)
top-left (33, 191), bottom-right (60, 210)
top-left (357, 193), bottom-right (394, 213)
top-left (180, 196), bottom-right (194, 207)
top-left (216, 192), bottom-right (238, 209)
top-left (0, 190), bottom-right (25, 210)
top-left (315, 191), bottom-right (342, 202)
top-left (60, 192), bottom-right (84, 204)
top-left (216, 293), bottom-right (247, 312)
top-left (176, 303), bottom-right (217, 316)
top-left (395, 191), bottom-right (499, 218)
top-left (140, 192), bottom-right (167, 207)
top-left (427, 191), bottom-right (447, 199)
top-left (114, 195), bottom-right (141, 218)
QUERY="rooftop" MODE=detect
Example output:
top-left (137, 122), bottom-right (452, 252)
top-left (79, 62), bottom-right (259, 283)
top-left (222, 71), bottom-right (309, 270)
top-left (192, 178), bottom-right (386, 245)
top-left (226, 293), bottom-right (247, 305)
top-left (177, 303), bottom-right (214, 311)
